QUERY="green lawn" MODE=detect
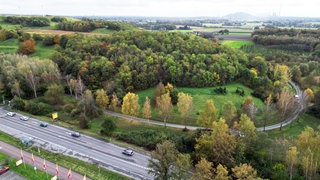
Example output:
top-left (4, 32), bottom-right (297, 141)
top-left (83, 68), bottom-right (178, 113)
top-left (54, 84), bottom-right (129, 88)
top-left (267, 114), bottom-right (320, 139)
top-left (30, 42), bottom-right (56, 59)
top-left (222, 40), bottom-right (254, 49)
top-left (0, 152), bottom-right (9, 163)
top-left (92, 28), bottom-right (115, 34)
top-left (136, 83), bottom-right (264, 125)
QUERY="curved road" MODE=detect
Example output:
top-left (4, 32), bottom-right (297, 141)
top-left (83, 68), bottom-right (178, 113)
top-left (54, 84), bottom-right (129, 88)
top-left (106, 81), bottom-right (304, 132)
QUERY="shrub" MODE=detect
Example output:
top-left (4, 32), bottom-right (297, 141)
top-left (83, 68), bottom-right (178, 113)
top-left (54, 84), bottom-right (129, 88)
top-left (100, 117), bottom-right (116, 135)
top-left (79, 114), bottom-right (90, 129)
top-left (26, 101), bottom-right (53, 116)
top-left (12, 96), bottom-right (26, 111)
top-left (17, 39), bottom-right (36, 55)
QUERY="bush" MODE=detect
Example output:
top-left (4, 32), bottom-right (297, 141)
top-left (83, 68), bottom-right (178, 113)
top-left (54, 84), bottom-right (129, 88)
top-left (42, 35), bottom-right (54, 46)
top-left (33, 34), bottom-right (43, 41)
top-left (100, 117), bottom-right (116, 135)
top-left (17, 39), bottom-right (36, 55)
top-left (26, 101), bottom-right (53, 116)
top-left (79, 114), bottom-right (90, 129)
top-left (63, 103), bottom-right (75, 113)
top-left (12, 96), bottom-right (26, 111)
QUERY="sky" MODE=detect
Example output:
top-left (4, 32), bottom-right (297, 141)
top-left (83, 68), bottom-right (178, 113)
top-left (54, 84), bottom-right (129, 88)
top-left (0, 0), bottom-right (319, 17)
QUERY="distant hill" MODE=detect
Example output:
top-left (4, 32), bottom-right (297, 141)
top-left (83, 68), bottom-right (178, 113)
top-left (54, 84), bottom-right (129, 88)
top-left (223, 12), bottom-right (258, 21)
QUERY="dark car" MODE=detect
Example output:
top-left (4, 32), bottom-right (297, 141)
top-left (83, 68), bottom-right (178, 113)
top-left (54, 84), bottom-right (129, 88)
top-left (6, 112), bottom-right (16, 117)
top-left (20, 116), bottom-right (29, 121)
top-left (0, 166), bottom-right (9, 175)
top-left (40, 122), bottom-right (48, 127)
top-left (122, 149), bottom-right (134, 156)
top-left (71, 132), bottom-right (80, 137)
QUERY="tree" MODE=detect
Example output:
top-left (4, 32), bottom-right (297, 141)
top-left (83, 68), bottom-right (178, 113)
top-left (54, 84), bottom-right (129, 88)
top-left (148, 140), bottom-right (179, 180)
top-left (221, 101), bottom-right (237, 126)
top-left (81, 89), bottom-right (100, 118)
top-left (215, 164), bottom-right (230, 180)
top-left (263, 94), bottom-right (273, 131)
top-left (232, 163), bottom-right (259, 180)
top-left (44, 83), bottom-right (65, 105)
top-left (95, 89), bottom-right (109, 110)
top-left (11, 81), bottom-right (24, 97)
top-left (177, 92), bottom-right (193, 129)
top-left (236, 114), bottom-right (257, 149)
top-left (241, 96), bottom-right (257, 120)
top-left (153, 82), bottom-right (166, 105)
top-left (197, 100), bottom-right (218, 129)
top-left (195, 118), bottom-right (236, 168)
top-left (172, 153), bottom-right (191, 180)
top-left (286, 146), bottom-right (298, 180)
top-left (191, 158), bottom-right (214, 180)
top-left (109, 93), bottom-right (119, 112)
top-left (142, 96), bottom-right (152, 120)
top-left (18, 39), bottom-right (36, 55)
top-left (273, 64), bottom-right (291, 90)
top-left (277, 90), bottom-right (295, 128)
top-left (121, 92), bottom-right (140, 117)
top-left (100, 117), bottom-right (116, 135)
top-left (156, 93), bottom-right (173, 127)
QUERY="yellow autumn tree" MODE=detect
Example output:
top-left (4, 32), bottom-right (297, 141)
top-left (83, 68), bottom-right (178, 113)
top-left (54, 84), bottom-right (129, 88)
top-left (122, 92), bottom-right (140, 117)
top-left (95, 89), bottom-right (109, 110)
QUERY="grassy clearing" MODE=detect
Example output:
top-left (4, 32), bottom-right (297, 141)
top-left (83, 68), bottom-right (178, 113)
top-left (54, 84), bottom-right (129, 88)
top-left (30, 42), bottom-right (56, 59)
top-left (92, 28), bottom-right (115, 34)
top-left (0, 152), bottom-right (9, 162)
top-left (0, 38), bottom-right (19, 53)
top-left (222, 40), bottom-right (254, 49)
top-left (267, 114), bottom-right (320, 138)
top-left (136, 83), bottom-right (264, 125)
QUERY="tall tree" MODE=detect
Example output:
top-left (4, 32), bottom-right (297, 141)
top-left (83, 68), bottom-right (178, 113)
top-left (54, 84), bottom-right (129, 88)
top-left (154, 82), bottom-right (166, 105)
top-left (95, 89), bottom-right (109, 110)
top-left (44, 83), bottom-right (65, 105)
top-left (263, 94), bottom-right (273, 131)
top-left (191, 158), bottom-right (214, 180)
top-left (172, 153), bottom-right (191, 180)
top-left (122, 92), bottom-right (140, 117)
top-left (277, 90), bottom-right (295, 129)
top-left (221, 101), bottom-right (237, 126)
top-left (177, 92), bottom-right (193, 129)
top-left (241, 96), bottom-right (257, 120)
top-left (236, 114), bottom-right (257, 149)
top-left (195, 118), bottom-right (236, 168)
top-left (148, 140), bottom-right (179, 180)
top-left (286, 146), bottom-right (298, 180)
top-left (197, 100), bottom-right (218, 128)
top-left (142, 96), bottom-right (152, 120)
top-left (109, 93), bottom-right (119, 112)
top-left (81, 89), bottom-right (100, 118)
top-left (11, 81), bottom-right (24, 97)
top-left (156, 93), bottom-right (173, 127)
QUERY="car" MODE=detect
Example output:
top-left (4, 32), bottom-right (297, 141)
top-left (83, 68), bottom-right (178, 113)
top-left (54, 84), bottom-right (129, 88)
top-left (0, 166), bottom-right (9, 175)
top-left (6, 112), bottom-right (16, 117)
top-left (20, 116), bottom-right (29, 121)
top-left (71, 132), bottom-right (80, 137)
top-left (40, 122), bottom-right (48, 127)
top-left (122, 149), bottom-right (134, 156)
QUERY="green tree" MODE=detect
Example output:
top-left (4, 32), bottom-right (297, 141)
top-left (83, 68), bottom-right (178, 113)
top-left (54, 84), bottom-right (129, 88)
top-left (44, 83), bottom-right (65, 105)
top-left (81, 89), bottom-right (100, 118)
top-left (172, 153), bottom-right (191, 180)
top-left (121, 92), bottom-right (140, 117)
top-left (197, 100), bottom-right (218, 128)
top-left (241, 96), bottom-right (257, 120)
top-left (148, 140), bottom-right (179, 180)
top-left (95, 89), bottom-right (109, 110)
top-left (156, 93), bottom-right (173, 127)
top-left (109, 93), bottom-right (119, 112)
top-left (100, 117), bottom-right (117, 135)
top-left (215, 164), bottom-right (230, 180)
top-left (177, 92), bottom-right (193, 129)
top-left (236, 114), bottom-right (257, 149)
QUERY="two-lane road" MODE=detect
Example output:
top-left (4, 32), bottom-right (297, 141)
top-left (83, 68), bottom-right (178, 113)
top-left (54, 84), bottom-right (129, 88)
top-left (0, 111), bottom-right (153, 180)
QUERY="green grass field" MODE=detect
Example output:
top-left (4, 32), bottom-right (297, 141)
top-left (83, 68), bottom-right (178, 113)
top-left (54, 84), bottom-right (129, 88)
top-left (0, 39), bottom-right (19, 53)
top-left (0, 152), bottom-right (9, 163)
top-left (222, 40), bottom-right (254, 49)
top-left (92, 28), bottom-right (116, 34)
top-left (136, 83), bottom-right (264, 125)
top-left (267, 114), bottom-right (320, 138)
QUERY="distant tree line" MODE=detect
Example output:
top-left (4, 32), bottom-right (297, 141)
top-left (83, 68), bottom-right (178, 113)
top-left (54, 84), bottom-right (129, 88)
top-left (252, 28), bottom-right (320, 52)
top-left (3, 16), bottom-right (50, 27)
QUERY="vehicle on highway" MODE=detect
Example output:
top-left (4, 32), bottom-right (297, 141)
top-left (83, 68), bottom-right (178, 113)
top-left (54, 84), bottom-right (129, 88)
top-left (6, 112), bottom-right (16, 117)
top-left (71, 132), bottom-right (80, 137)
top-left (0, 166), bottom-right (9, 175)
top-left (122, 149), bottom-right (134, 156)
top-left (19, 116), bottom-right (29, 121)
top-left (40, 122), bottom-right (48, 127)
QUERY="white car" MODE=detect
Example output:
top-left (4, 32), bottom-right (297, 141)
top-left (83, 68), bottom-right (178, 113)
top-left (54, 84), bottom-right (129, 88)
top-left (20, 116), bottom-right (29, 121)
top-left (6, 112), bottom-right (16, 117)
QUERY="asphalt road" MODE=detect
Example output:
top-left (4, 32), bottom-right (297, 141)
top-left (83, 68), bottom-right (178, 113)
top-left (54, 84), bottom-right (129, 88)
top-left (0, 111), bottom-right (152, 180)
top-left (105, 81), bottom-right (304, 132)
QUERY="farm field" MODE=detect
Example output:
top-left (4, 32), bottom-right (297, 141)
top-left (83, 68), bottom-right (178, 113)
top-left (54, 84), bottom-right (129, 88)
top-left (222, 40), bottom-right (254, 49)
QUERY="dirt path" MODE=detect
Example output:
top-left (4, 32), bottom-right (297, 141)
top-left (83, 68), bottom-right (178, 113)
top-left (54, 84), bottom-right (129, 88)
top-left (0, 141), bottom-right (90, 180)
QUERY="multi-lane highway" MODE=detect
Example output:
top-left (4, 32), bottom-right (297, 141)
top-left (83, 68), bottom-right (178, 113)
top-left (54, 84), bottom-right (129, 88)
top-left (0, 110), bottom-right (153, 180)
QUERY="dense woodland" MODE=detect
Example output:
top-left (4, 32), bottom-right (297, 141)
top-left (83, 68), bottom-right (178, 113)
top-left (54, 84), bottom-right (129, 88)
top-left (3, 16), bottom-right (50, 27)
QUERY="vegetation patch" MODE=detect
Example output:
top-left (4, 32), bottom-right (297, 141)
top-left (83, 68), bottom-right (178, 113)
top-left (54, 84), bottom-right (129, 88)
top-left (222, 40), bottom-right (253, 49)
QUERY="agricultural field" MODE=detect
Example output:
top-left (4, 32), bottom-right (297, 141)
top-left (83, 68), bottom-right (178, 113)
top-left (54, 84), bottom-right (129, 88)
top-left (222, 40), bottom-right (254, 49)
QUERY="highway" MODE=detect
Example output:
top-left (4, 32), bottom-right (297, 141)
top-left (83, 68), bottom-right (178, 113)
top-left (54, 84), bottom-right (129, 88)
top-left (0, 110), bottom-right (153, 180)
